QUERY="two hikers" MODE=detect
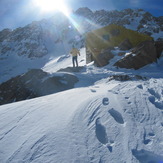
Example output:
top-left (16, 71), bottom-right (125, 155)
top-left (70, 46), bottom-right (80, 67)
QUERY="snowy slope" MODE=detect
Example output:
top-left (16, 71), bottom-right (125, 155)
top-left (0, 47), bottom-right (163, 163)
top-left (0, 78), bottom-right (163, 163)
top-left (42, 48), bottom-right (86, 73)
top-left (0, 13), bottom-right (83, 84)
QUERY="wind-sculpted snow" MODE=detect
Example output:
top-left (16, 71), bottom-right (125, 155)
top-left (0, 78), bottom-right (162, 162)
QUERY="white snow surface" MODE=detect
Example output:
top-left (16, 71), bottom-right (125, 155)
top-left (0, 48), bottom-right (163, 163)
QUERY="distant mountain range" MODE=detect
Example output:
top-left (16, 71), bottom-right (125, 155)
top-left (75, 8), bottom-right (163, 36)
top-left (0, 8), bottom-right (162, 58)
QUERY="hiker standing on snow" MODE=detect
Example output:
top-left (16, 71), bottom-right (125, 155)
top-left (70, 46), bottom-right (80, 67)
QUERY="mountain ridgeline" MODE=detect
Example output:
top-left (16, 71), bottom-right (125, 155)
top-left (0, 8), bottom-right (162, 59)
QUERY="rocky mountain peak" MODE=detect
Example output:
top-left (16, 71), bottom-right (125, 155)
top-left (0, 22), bottom-right (48, 58)
top-left (0, 28), bottom-right (12, 42)
top-left (75, 7), bottom-right (94, 18)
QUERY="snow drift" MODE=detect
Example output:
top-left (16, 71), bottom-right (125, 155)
top-left (0, 77), bottom-right (163, 163)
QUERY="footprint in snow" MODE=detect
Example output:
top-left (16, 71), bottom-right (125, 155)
top-left (108, 108), bottom-right (124, 124)
top-left (144, 139), bottom-right (152, 145)
top-left (90, 89), bottom-right (96, 93)
top-left (102, 97), bottom-right (109, 106)
top-left (95, 117), bottom-right (108, 145)
top-left (161, 122), bottom-right (163, 127)
top-left (148, 88), bottom-right (161, 99)
top-left (137, 84), bottom-right (143, 89)
top-left (95, 118), bottom-right (115, 152)
top-left (148, 88), bottom-right (163, 110)
top-left (148, 132), bottom-right (155, 137)
top-left (148, 96), bottom-right (163, 110)
top-left (143, 131), bottom-right (155, 145)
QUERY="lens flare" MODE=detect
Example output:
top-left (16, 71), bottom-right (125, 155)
top-left (33, 0), bottom-right (70, 16)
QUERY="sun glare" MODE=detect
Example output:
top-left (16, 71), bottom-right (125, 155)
top-left (33, 0), bottom-right (70, 16)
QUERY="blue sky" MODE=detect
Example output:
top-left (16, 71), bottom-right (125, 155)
top-left (0, 0), bottom-right (162, 30)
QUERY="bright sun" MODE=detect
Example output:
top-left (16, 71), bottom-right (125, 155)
top-left (33, 0), bottom-right (70, 16)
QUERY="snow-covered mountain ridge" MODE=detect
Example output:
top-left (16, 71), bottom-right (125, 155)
top-left (0, 8), bottom-right (162, 60)
top-left (75, 8), bottom-right (163, 38)
top-left (0, 8), bottom-right (162, 83)
top-left (1, 8), bottom-right (163, 58)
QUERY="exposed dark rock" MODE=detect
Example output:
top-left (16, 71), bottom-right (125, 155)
top-left (156, 16), bottom-right (163, 28)
top-left (94, 48), bottom-right (114, 67)
top-left (0, 29), bottom-right (12, 42)
top-left (137, 24), bottom-right (144, 31)
top-left (116, 18), bottom-right (131, 26)
top-left (114, 41), bottom-right (157, 70)
top-left (140, 19), bottom-right (147, 24)
top-left (110, 29), bottom-right (120, 36)
top-left (143, 31), bottom-right (152, 36)
top-left (0, 69), bottom-right (78, 105)
top-left (75, 7), bottom-right (93, 18)
top-left (153, 28), bottom-right (159, 33)
top-left (157, 38), bottom-right (163, 41)
top-left (119, 39), bottom-right (133, 50)
top-left (118, 52), bottom-right (126, 56)
top-left (86, 24), bottom-right (152, 66)
top-left (123, 8), bottom-right (133, 15)
top-left (57, 66), bottom-right (84, 73)
top-left (155, 41), bottom-right (163, 58)
top-left (142, 12), bottom-right (153, 21)
top-left (108, 75), bottom-right (147, 81)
